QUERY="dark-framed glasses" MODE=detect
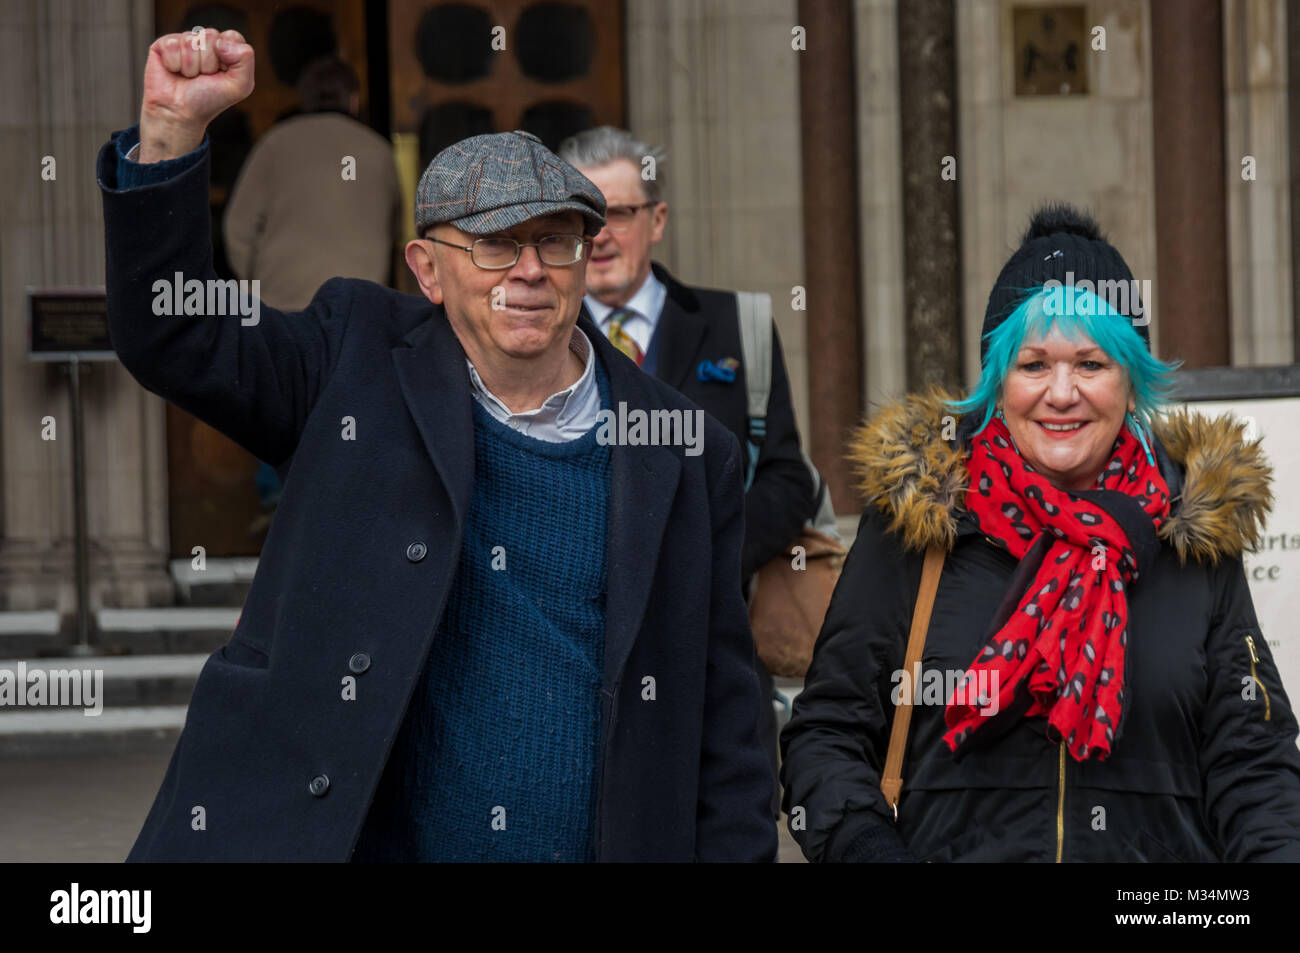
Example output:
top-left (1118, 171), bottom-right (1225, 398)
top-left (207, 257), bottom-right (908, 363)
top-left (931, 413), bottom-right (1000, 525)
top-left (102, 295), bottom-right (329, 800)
top-left (426, 234), bottom-right (588, 269)
top-left (604, 202), bottom-right (657, 231)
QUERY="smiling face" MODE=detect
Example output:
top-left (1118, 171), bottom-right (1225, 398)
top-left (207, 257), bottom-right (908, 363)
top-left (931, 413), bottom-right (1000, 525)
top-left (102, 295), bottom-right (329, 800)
top-left (999, 326), bottom-right (1135, 491)
top-left (406, 211), bottom-right (588, 365)
top-left (575, 158), bottom-right (667, 308)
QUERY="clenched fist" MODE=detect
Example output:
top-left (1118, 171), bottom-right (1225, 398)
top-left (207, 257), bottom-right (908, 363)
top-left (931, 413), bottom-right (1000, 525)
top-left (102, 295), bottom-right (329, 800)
top-left (138, 28), bottom-right (255, 163)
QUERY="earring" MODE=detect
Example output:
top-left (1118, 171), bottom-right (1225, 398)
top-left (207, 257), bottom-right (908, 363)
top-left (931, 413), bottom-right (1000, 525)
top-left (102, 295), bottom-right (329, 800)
top-left (1128, 411), bottom-right (1155, 466)
top-left (994, 407), bottom-right (1022, 453)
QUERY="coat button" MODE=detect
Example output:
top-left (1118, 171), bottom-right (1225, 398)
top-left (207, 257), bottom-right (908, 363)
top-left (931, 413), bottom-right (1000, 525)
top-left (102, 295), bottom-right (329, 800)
top-left (348, 652), bottom-right (371, 674)
top-left (406, 541), bottom-right (427, 562)
top-left (308, 774), bottom-right (330, 797)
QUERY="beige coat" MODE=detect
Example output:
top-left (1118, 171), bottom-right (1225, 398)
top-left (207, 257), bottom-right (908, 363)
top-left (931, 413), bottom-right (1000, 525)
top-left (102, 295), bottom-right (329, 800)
top-left (224, 112), bottom-right (403, 311)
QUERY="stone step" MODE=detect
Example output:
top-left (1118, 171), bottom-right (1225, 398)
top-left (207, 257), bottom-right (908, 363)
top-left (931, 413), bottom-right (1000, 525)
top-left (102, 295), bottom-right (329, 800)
top-left (170, 557), bottom-right (258, 607)
top-left (0, 611), bottom-right (62, 659)
top-left (0, 705), bottom-right (186, 758)
top-left (95, 608), bottom-right (240, 654)
top-left (0, 609), bottom-right (85, 659)
top-left (0, 654), bottom-right (207, 710)
top-left (0, 607), bottom-right (239, 658)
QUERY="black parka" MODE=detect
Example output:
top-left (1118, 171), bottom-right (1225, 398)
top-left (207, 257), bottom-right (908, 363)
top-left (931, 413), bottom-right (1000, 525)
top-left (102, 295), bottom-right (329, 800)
top-left (781, 393), bottom-right (1300, 862)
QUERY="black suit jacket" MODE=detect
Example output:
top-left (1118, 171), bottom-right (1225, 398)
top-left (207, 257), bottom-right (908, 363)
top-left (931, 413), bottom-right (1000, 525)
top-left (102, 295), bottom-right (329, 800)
top-left (589, 263), bottom-right (815, 582)
top-left (97, 131), bottom-right (775, 862)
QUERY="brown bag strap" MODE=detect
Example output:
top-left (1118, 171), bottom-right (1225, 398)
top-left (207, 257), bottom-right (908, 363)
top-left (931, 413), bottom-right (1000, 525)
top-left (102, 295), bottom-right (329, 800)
top-left (880, 544), bottom-right (946, 819)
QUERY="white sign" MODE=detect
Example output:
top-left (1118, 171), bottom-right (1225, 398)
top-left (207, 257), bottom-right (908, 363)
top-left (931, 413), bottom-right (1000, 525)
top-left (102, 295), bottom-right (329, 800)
top-left (1184, 397), bottom-right (1300, 720)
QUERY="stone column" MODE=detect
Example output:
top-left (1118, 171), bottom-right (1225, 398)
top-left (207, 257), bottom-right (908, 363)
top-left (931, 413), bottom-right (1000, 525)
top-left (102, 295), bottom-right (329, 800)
top-left (0, 0), bottom-right (173, 620)
top-left (1290, 0), bottom-right (1300, 362)
top-left (897, 0), bottom-right (963, 391)
top-left (798, 0), bottom-right (864, 513)
top-left (1223, 0), bottom-right (1292, 366)
top-left (857, 0), bottom-right (908, 411)
top-left (1150, 0), bottom-right (1231, 367)
top-left (625, 0), bottom-right (814, 492)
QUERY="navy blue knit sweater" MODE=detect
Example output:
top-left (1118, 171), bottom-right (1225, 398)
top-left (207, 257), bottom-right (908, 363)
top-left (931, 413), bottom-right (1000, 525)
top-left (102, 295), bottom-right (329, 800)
top-left (353, 358), bottom-right (612, 862)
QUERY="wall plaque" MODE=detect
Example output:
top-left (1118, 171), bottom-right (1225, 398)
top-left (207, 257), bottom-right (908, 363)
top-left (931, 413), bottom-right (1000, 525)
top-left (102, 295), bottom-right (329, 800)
top-left (1014, 5), bottom-right (1088, 96)
top-left (27, 288), bottom-right (115, 361)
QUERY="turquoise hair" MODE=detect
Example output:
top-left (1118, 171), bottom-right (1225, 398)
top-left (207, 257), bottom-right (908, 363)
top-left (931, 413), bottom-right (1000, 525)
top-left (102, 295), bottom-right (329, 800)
top-left (949, 284), bottom-right (1180, 436)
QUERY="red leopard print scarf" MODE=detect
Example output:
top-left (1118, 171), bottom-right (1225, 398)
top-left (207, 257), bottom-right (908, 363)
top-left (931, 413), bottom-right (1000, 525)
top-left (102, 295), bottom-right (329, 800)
top-left (944, 416), bottom-right (1170, 761)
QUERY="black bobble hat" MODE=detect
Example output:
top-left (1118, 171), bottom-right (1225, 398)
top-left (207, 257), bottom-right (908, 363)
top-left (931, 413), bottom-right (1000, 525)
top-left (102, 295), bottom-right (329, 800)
top-left (980, 203), bottom-right (1150, 365)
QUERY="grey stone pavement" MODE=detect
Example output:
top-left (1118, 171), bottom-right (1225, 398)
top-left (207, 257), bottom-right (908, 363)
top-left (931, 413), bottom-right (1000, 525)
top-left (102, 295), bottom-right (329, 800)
top-left (0, 742), bottom-right (806, 862)
top-left (0, 745), bottom-right (171, 862)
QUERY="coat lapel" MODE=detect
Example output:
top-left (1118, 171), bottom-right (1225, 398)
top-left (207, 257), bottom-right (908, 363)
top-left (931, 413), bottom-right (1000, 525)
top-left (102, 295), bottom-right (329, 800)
top-left (578, 314), bottom-right (682, 688)
top-left (392, 309), bottom-right (475, 534)
top-left (648, 264), bottom-right (707, 391)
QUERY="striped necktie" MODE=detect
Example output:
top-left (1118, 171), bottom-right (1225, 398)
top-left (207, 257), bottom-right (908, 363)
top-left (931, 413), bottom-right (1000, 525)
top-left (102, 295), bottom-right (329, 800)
top-left (606, 308), bottom-right (644, 366)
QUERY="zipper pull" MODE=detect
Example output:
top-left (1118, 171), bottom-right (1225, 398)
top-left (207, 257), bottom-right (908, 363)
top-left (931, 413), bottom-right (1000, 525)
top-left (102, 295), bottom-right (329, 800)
top-left (1245, 635), bottom-right (1272, 721)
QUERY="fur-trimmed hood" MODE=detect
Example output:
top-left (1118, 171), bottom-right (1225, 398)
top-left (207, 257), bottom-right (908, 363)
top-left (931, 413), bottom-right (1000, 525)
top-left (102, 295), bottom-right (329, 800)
top-left (847, 391), bottom-right (1273, 564)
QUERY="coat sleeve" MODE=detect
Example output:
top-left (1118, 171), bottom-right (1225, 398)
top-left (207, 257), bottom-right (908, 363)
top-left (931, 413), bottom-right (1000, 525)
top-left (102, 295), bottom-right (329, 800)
top-left (99, 130), bottom-right (350, 467)
top-left (1198, 559), bottom-right (1300, 861)
top-left (779, 508), bottom-right (919, 862)
top-left (741, 323), bottom-right (815, 581)
top-left (695, 427), bottom-right (780, 861)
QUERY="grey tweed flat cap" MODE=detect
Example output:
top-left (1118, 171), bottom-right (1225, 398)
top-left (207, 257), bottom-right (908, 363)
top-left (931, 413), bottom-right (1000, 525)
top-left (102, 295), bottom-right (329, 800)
top-left (415, 130), bottom-right (606, 237)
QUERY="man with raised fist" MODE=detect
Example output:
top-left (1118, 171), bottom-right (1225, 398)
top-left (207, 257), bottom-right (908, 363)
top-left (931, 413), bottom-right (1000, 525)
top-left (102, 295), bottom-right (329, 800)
top-left (100, 29), bottom-right (776, 862)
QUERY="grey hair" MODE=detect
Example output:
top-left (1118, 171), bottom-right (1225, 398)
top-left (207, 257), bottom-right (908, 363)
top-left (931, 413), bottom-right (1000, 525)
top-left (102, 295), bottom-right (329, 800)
top-left (558, 126), bottom-right (667, 204)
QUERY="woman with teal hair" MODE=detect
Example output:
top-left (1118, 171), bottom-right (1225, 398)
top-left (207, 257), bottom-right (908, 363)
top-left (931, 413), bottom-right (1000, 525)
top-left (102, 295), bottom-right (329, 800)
top-left (781, 205), bottom-right (1300, 862)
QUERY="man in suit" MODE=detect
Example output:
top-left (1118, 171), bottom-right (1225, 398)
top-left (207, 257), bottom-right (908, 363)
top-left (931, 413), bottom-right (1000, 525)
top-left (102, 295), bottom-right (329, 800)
top-left (560, 127), bottom-right (814, 816)
top-left (102, 28), bottom-right (775, 861)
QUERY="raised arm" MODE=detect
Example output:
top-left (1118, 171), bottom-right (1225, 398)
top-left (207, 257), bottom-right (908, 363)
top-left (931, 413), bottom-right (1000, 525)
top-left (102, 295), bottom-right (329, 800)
top-left (101, 29), bottom-right (350, 464)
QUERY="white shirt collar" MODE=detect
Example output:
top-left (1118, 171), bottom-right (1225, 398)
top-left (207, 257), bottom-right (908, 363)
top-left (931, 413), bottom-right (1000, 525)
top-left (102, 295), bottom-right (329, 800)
top-left (465, 326), bottom-right (600, 442)
top-left (584, 269), bottom-right (667, 341)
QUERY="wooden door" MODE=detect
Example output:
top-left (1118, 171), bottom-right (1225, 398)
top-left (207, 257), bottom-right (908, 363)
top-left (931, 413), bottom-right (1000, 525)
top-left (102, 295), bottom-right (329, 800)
top-left (387, 0), bottom-right (626, 252)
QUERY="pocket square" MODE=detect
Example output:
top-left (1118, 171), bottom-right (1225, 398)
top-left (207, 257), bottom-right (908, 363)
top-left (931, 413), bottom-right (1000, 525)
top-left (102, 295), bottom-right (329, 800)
top-left (697, 357), bottom-right (739, 383)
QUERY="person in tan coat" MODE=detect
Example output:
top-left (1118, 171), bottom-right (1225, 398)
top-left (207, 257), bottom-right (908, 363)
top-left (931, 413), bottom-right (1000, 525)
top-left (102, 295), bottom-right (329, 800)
top-left (223, 57), bottom-right (402, 311)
